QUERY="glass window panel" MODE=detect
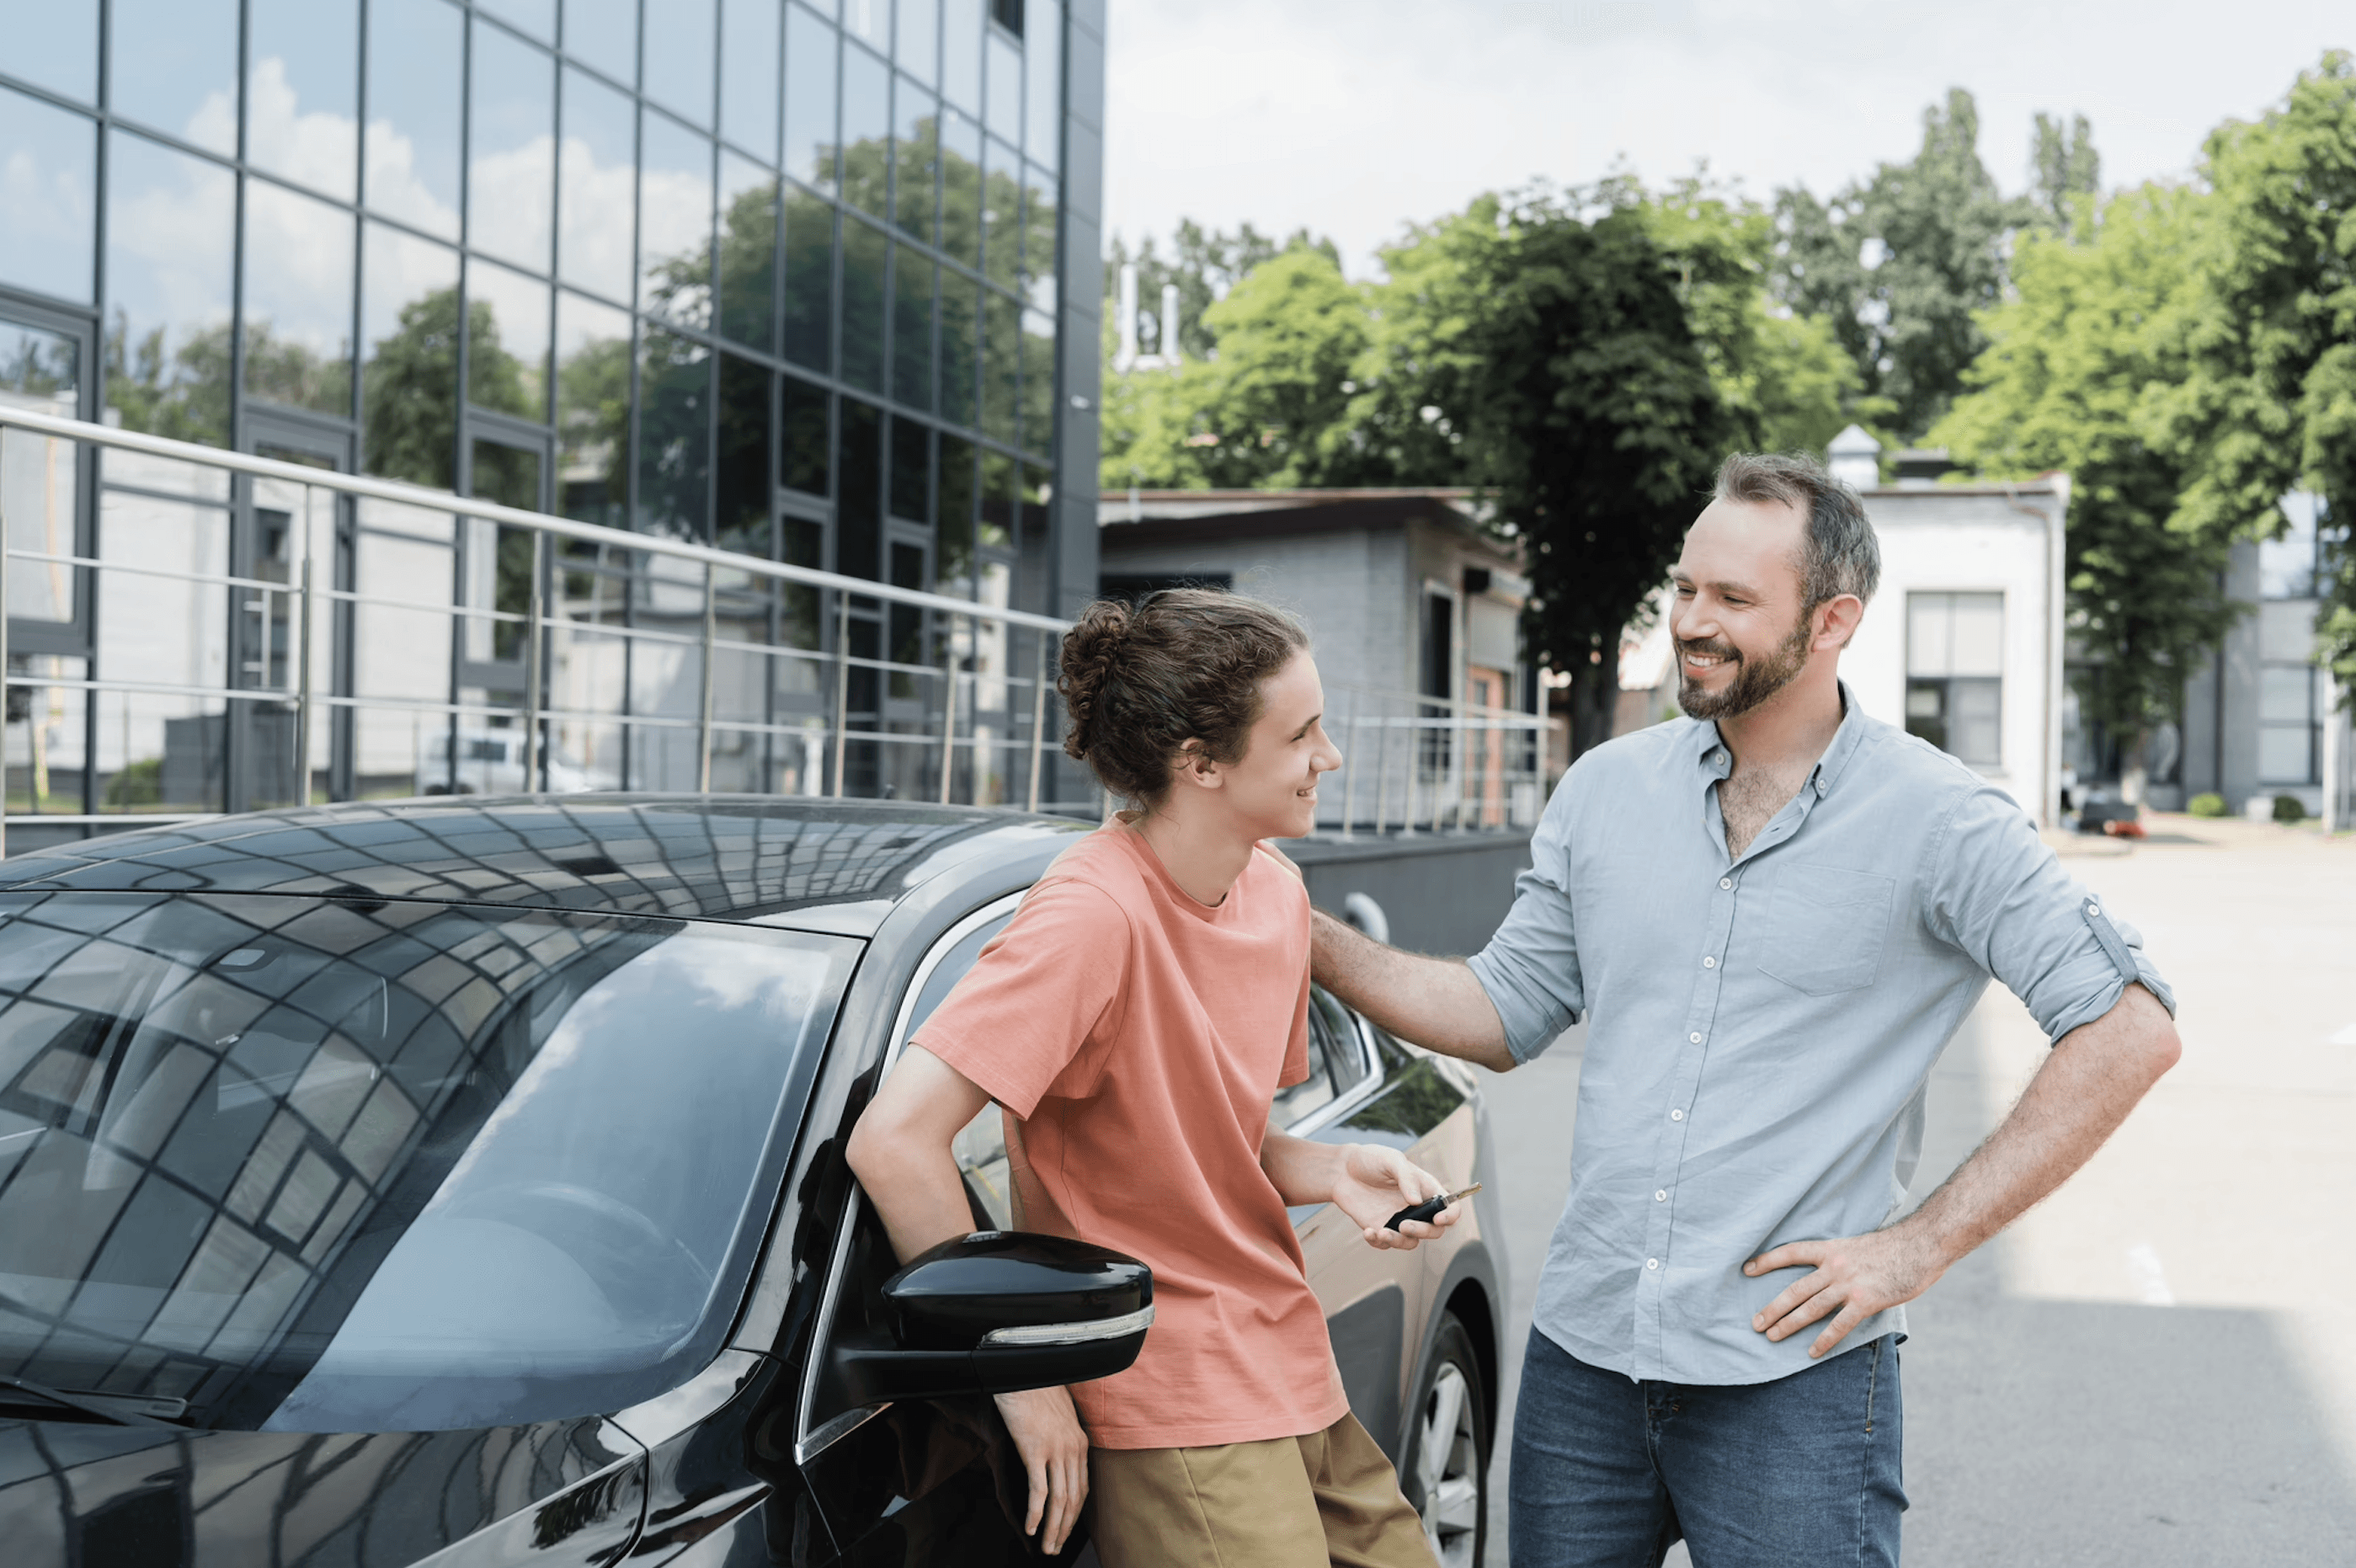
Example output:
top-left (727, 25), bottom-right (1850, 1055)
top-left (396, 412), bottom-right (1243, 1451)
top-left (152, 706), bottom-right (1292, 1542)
top-left (103, 131), bottom-right (233, 446)
top-left (897, 0), bottom-right (939, 84)
top-left (720, 0), bottom-right (782, 161)
top-left (1018, 307), bottom-right (1053, 456)
top-left (468, 19), bottom-right (557, 274)
top-left (478, 0), bottom-right (556, 40)
top-left (840, 42), bottom-right (891, 217)
top-left (466, 259), bottom-right (552, 423)
top-left (978, 289), bottom-right (1017, 443)
top-left (840, 217), bottom-right (887, 393)
top-left (639, 111), bottom-right (716, 328)
top-left (556, 291), bottom-right (632, 527)
top-left (781, 189), bottom-right (835, 372)
top-left (1021, 158), bottom-right (1057, 309)
top-left (1023, 0), bottom-right (1059, 171)
top-left (557, 65), bottom-right (637, 302)
top-left (1949, 678), bottom-right (2000, 765)
top-left (783, 5), bottom-right (839, 195)
top-left (780, 373), bottom-right (829, 496)
top-left (978, 446), bottom-right (1010, 547)
top-left (1906, 593), bottom-right (1949, 678)
top-left (715, 353), bottom-right (771, 542)
top-left (2259, 664), bottom-right (2316, 723)
top-left (243, 180), bottom-right (356, 418)
top-left (893, 243), bottom-right (935, 410)
top-left (563, 0), bottom-right (639, 85)
top-left (893, 80), bottom-right (940, 241)
top-left (936, 433), bottom-right (973, 590)
top-left (717, 153), bottom-right (780, 352)
top-left (844, 0), bottom-right (887, 49)
top-left (982, 29), bottom-right (1020, 145)
top-left (365, 0), bottom-right (464, 241)
top-left (836, 398), bottom-right (881, 579)
top-left (941, 0), bottom-right (983, 115)
top-left (980, 138), bottom-right (1021, 289)
top-left (643, 0), bottom-right (717, 125)
top-left (360, 223), bottom-right (461, 487)
top-left (8, 0), bottom-right (98, 103)
top-left (637, 328), bottom-right (711, 538)
top-left (938, 108), bottom-right (982, 271)
top-left (939, 269), bottom-right (979, 429)
top-left (109, 0), bottom-right (237, 155)
top-left (1, 324), bottom-right (83, 623)
top-left (801, 0), bottom-right (839, 18)
top-left (248, 0), bottom-right (360, 202)
top-left (888, 415), bottom-right (930, 523)
top-left (2257, 725), bottom-right (2312, 785)
top-left (1948, 592), bottom-right (2003, 677)
top-left (0, 87), bottom-right (98, 303)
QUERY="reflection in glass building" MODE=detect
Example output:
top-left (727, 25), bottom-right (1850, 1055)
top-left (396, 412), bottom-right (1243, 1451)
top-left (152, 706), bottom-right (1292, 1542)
top-left (0, 0), bottom-right (1107, 850)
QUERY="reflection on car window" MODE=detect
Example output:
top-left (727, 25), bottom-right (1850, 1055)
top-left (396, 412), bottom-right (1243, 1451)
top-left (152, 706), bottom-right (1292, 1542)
top-left (1273, 987), bottom-right (1362, 1130)
top-left (0, 891), bottom-right (857, 1432)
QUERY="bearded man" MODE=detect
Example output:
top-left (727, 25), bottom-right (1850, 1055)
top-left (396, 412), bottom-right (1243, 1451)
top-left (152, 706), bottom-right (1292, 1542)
top-left (1311, 452), bottom-right (2181, 1566)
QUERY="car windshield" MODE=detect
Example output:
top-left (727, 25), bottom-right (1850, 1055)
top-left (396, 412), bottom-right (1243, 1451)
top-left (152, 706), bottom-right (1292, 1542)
top-left (0, 891), bottom-right (857, 1432)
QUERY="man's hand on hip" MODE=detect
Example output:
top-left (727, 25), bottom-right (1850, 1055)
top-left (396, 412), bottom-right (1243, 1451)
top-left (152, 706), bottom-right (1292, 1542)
top-left (1744, 1224), bottom-right (1948, 1359)
top-left (994, 1384), bottom-right (1088, 1554)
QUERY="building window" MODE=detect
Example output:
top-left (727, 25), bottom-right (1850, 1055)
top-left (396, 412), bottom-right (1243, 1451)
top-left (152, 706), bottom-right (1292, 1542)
top-left (2258, 664), bottom-right (2321, 785)
top-left (1906, 591), bottom-right (2003, 766)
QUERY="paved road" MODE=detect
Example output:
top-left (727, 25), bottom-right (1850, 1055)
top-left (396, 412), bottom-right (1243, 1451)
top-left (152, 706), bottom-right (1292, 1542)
top-left (1473, 816), bottom-right (2356, 1565)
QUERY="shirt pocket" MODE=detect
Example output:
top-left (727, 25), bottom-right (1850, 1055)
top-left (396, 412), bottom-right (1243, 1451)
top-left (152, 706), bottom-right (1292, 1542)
top-left (1755, 862), bottom-right (1896, 995)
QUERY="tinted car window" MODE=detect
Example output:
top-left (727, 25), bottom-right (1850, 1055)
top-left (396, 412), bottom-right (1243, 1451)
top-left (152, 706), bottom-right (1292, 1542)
top-left (0, 892), bottom-right (856, 1432)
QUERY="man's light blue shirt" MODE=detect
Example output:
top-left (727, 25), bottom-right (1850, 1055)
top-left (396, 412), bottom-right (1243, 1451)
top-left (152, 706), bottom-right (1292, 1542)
top-left (1467, 687), bottom-right (2173, 1386)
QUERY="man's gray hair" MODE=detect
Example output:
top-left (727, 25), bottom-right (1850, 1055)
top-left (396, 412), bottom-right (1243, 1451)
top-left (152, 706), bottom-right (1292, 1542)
top-left (1714, 451), bottom-right (1881, 608)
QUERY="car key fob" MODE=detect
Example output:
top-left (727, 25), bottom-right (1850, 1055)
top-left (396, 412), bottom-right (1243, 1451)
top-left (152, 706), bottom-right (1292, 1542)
top-left (1385, 1182), bottom-right (1481, 1232)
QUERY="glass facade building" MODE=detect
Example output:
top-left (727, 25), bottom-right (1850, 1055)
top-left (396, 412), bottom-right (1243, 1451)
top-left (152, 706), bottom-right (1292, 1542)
top-left (0, 0), bottom-right (1106, 846)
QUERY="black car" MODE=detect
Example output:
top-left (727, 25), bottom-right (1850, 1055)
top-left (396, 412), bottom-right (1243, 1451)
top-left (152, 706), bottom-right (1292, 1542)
top-left (0, 797), bottom-right (1503, 1566)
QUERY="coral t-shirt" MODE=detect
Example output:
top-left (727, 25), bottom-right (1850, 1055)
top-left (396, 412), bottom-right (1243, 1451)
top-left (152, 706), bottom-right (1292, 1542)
top-left (911, 821), bottom-right (1349, 1450)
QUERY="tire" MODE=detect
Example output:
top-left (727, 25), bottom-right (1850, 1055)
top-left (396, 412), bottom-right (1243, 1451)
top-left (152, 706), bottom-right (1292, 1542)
top-left (1402, 1310), bottom-right (1490, 1568)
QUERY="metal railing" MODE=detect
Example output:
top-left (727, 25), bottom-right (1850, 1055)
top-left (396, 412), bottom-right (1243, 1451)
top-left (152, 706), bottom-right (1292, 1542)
top-left (0, 404), bottom-right (1073, 856)
top-left (0, 403), bottom-right (1552, 853)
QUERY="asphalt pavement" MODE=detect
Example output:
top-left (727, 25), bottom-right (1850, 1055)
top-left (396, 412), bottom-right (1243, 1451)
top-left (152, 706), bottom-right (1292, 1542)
top-left (1473, 816), bottom-right (2356, 1565)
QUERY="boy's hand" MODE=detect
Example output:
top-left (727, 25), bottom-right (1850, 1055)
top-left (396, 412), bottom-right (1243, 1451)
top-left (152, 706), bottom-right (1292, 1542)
top-left (994, 1384), bottom-right (1088, 1554)
top-left (1331, 1144), bottom-right (1460, 1251)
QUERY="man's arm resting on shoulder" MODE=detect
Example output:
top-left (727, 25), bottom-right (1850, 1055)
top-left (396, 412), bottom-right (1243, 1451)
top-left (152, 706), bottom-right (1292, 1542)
top-left (1746, 981), bottom-right (2182, 1357)
top-left (1309, 908), bottom-right (1516, 1074)
top-left (845, 1046), bottom-right (1087, 1555)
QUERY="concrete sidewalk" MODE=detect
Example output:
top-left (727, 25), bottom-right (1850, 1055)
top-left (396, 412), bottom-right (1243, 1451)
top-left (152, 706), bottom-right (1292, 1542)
top-left (1480, 817), bottom-right (2356, 1564)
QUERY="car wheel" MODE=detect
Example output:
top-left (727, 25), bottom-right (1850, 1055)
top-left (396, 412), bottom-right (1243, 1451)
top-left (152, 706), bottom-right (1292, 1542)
top-left (1403, 1310), bottom-right (1488, 1568)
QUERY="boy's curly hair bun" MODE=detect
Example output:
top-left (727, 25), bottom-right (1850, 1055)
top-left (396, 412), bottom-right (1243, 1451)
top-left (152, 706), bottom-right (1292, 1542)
top-left (1056, 588), bottom-right (1307, 807)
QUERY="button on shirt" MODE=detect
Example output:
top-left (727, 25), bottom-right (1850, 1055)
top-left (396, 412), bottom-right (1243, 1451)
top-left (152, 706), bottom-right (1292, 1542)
top-left (1467, 687), bottom-right (2173, 1387)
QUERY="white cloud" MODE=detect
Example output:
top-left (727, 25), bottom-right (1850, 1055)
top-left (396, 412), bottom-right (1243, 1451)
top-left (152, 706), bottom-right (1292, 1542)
top-left (1104, 0), bottom-right (2355, 274)
top-left (246, 56), bottom-right (360, 202)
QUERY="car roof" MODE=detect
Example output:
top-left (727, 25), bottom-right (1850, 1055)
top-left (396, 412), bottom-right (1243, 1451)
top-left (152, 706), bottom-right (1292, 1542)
top-left (0, 796), bottom-right (1090, 934)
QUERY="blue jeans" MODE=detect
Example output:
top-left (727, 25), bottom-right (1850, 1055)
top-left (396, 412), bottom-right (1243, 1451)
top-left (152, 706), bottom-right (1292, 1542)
top-left (1508, 1327), bottom-right (1906, 1567)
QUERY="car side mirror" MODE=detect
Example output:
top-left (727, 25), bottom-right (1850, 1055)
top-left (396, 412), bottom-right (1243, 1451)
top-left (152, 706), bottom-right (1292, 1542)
top-left (829, 1231), bottom-right (1153, 1408)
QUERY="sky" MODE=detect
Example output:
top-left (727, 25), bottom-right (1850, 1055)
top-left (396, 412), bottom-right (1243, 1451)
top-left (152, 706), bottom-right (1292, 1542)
top-left (1101, 0), bottom-right (2354, 277)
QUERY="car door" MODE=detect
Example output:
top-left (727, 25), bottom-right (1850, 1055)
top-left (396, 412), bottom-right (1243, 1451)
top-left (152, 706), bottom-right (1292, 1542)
top-left (792, 897), bottom-right (1067, 1566)
top-left (1290, 1005), bottom-right (1481, 1463)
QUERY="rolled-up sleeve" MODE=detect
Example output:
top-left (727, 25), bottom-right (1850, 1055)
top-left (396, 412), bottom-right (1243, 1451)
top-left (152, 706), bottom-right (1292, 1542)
top-left (1925, 786), bottom-right (2176, 1040)
top-left (1467, 774), bottom-right (1587, 1063)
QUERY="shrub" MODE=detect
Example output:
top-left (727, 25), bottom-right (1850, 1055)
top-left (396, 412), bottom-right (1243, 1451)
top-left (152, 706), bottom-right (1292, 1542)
top-left (104, 757), bottom-right (163, 808)
top-left (2272, 794), bottom-right (2306, 824)
top-left (2187, 792), bottom-right (2226, 819)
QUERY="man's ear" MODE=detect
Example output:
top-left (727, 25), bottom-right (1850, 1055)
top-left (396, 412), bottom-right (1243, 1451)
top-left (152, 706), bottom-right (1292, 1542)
top-left (1815, 594), bottom-right (1865, 653)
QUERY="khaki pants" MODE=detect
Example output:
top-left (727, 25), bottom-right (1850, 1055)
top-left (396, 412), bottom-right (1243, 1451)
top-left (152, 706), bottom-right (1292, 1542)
top-left (1090, 1412), bottom-right (1439, 1568)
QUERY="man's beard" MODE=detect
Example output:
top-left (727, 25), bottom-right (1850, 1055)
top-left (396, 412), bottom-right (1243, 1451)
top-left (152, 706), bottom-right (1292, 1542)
top-left (1676, 610), bottom-right (1815, 722)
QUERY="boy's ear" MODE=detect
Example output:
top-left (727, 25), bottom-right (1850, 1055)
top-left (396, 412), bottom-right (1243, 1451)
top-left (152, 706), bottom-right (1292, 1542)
top-left (1173, 738), bottom-right (1223, 792)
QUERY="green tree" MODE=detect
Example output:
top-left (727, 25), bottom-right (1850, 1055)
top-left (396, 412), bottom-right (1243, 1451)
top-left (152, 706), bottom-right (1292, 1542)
top-left (1773, 88), bottom-right (2034, 440)
top-left (1933, 184), bottom-right (2240, 779)
top-left (1458, 186), bottom-right (1740, 756)
top-left (2161, 52), bottom-right (2356, 689)
top-left (361, 287), bottom-right (462, 488)
top-left (105, 316), bottom-right (232, 448)
top-left (2031, 111), bottom-right (2102, 232)
top-left (1105, 221), bottom-right (1314, 360)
